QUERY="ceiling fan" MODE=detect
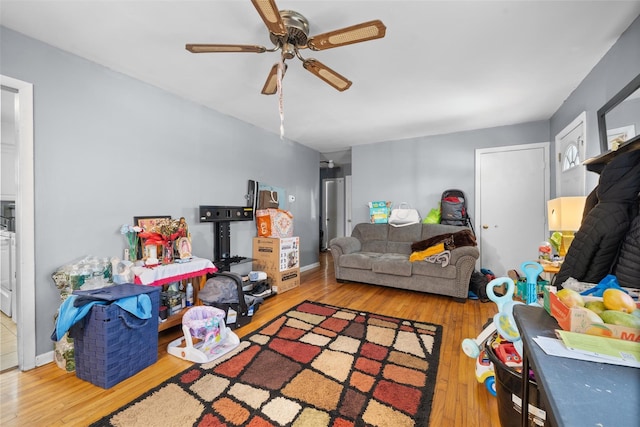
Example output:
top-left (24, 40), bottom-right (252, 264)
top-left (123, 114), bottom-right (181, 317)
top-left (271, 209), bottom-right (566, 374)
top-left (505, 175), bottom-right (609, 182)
top-left (320, 160), bottom-right (335, 169)
top-left (186, 0), bottom-right (386, 95)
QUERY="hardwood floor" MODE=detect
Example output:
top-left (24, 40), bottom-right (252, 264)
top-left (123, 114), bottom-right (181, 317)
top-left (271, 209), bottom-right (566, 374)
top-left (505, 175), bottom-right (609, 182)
top-left (0, 252), bottom-right (500, 426)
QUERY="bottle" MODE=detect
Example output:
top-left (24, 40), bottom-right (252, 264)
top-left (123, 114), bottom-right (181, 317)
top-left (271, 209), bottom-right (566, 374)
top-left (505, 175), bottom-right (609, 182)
top-left (186, 282), bottom-right (194, 307)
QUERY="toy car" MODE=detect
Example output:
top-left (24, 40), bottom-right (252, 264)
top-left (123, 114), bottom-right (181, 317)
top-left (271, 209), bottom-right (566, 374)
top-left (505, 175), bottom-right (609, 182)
top-left (474, 347), bottom-right (497, 396)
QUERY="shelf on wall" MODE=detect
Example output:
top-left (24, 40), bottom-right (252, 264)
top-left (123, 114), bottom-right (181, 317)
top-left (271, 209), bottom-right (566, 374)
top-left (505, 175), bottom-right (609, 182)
top-left (583, 138), bottom-right (640, 173)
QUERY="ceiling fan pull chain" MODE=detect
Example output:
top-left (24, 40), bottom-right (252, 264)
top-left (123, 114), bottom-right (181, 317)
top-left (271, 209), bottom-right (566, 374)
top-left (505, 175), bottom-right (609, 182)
top-left (277, 57), bottom-right (285, 139)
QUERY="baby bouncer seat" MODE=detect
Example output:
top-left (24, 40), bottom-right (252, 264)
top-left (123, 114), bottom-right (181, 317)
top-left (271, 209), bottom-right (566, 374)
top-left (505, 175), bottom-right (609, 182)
top-left (167, 305), bottom-right (240, 363)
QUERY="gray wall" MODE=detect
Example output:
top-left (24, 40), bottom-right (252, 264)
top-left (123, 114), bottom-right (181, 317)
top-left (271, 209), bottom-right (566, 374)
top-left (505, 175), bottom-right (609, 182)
top-left (351, 15), bottom-right (640, 225)
top-left (351, 121), bottom-right (550, 225)
top-left (1, 27), bottom-right (320, 355)
top-left (550, 14), bottom-right (640, 193)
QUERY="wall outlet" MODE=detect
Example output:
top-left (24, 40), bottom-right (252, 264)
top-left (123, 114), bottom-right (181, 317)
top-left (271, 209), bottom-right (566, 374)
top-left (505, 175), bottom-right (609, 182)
top-left (288, 195), bottom-right (296, 203)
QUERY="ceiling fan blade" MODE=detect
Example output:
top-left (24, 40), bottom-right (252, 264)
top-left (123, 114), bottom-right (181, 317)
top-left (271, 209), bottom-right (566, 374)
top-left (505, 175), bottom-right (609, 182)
top-left (308, 20), bottom-right (386, 51)
top-left (186, 44), bottom-right (267, 53)
top-left (302, 59), bottom-right (352, 92)
top-left (261, 63), bottom-right (287, 95)
top-left (251, 0), bottom-right (286, 37)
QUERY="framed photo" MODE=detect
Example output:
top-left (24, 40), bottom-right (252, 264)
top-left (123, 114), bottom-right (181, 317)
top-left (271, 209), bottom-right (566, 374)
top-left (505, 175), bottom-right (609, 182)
top-left (606, 125), bottom-right (636, 150)
top-left (176, 236), bottom-right (192, 259)
top-left (133, 215), bottom-right (171, 259)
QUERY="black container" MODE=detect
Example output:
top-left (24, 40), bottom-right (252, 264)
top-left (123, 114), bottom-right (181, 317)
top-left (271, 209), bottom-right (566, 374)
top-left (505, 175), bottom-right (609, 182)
top-left (486, 338), bottom-right (548, 427)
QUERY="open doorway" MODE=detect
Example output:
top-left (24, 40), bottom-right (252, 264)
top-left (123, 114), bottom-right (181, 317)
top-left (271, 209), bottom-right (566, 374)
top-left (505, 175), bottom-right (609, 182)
top-left (1, 86), bottom-right (18, 371)
top-left (319, 151), bottom-right (352, 252)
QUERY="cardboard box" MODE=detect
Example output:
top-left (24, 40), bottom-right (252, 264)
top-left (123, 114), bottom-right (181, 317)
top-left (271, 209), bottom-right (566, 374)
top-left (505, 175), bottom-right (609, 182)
top-left (266, 267), bottom-right (300, 294)
top-left (252, 237), bottom-right (301, 294)
top-left (252, 237), bottom-right (299, 272)
top-left (544, 286), bottom-right (640, 342)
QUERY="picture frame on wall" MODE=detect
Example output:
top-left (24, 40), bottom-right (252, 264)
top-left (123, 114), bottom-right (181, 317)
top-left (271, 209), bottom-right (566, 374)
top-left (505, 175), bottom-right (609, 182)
top-left (607, 125), bottom-right (636, 151)
top-left (133, 215), bottom-right (171, 258)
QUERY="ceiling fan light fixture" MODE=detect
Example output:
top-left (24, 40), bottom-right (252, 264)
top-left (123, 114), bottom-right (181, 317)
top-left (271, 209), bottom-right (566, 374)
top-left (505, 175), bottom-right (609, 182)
top-left (320, 160), bottom-right (335, 168)
top-left (186, 4), bottom-right (385, 95)
top-left (281, 42), bottom-right (295, 60)
top-left (303, 59), bottom-right (352, 91)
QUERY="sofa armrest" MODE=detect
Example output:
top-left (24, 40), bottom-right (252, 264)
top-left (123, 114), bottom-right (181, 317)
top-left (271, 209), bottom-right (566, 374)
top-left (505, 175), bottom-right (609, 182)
top-left (448, 246), bottom-right (480, 264)
top-left (447, 246), bottom-right (480, 300)
top-left (329, 236), bottom-right (362, 256)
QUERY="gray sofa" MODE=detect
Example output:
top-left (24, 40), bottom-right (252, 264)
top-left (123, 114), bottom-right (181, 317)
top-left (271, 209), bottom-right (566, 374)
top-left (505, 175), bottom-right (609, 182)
top-left (329, 223), bottom-right (479, 302)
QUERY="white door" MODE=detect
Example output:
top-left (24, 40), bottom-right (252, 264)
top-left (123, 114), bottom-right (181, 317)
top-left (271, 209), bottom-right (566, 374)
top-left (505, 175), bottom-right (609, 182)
top-left (555, 112), bottom-right (586, 196)
top-left (475, 143), bottom-right (549, 277)
top-left (322, 178), bottom-right (345, 250)
top-left (345, 175), bottom-right (353, 236)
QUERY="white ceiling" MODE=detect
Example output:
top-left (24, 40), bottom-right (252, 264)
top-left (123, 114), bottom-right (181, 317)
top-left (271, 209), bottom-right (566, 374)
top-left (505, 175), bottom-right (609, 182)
top-left (2, 1), bottom-right (639, 154)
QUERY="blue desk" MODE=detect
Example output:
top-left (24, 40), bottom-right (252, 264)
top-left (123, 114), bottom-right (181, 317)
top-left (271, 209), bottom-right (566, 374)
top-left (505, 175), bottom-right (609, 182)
top-left (513, 305), bottom-right (640, 427)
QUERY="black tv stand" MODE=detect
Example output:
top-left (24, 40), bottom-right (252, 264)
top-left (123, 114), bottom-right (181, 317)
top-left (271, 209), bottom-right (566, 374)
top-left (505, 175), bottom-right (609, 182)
top-left (211, 221), bottom-right (253, 272)
top-left (199, 205), bottom-right (255, 272)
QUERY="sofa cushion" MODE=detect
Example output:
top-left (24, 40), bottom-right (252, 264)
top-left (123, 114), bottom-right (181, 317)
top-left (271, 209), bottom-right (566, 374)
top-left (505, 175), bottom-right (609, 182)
top-left (412, 261), bottom-right (457, 279)
top-left (372, 253), bottom-right (412, 277)
top-left (385, 223), bottom-right (422, 254)
top-left (339, 252), bottom-right (383, 270)
top-left (352, 224), bottom-right (389, 253)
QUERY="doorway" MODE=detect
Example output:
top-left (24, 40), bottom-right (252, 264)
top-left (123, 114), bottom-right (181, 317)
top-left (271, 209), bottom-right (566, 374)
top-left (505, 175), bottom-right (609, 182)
top-left (1, 75), bottom-right (36, 371)
top-left (475, 142), bottom-right (550, 277)
top-left (321, 178), bottom-right (345, 250)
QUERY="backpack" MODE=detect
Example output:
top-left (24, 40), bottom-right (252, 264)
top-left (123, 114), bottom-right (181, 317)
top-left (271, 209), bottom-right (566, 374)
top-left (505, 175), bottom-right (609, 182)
top-left (469, 270), bottom-right (490, 302)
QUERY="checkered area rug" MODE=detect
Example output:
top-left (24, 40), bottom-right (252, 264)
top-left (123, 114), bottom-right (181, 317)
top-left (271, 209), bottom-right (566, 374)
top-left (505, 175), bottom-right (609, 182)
top-left (91, 300), bottom-right (443, 427)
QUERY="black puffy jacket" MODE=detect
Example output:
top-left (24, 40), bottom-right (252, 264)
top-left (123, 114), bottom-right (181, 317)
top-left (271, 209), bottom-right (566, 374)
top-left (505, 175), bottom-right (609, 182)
top-left (614, 202), bottom-right (640, 289)
top-left (555, 149), bottom-right (640, 286)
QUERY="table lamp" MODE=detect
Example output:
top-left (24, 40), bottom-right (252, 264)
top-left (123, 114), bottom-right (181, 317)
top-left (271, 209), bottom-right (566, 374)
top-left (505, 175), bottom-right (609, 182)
top-left (547, 196), bottom-right (586, 257)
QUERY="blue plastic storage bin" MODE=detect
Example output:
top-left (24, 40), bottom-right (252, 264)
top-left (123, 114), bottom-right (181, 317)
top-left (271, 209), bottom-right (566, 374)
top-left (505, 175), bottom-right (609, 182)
top-left (70, 284), bottom-right (160, 388)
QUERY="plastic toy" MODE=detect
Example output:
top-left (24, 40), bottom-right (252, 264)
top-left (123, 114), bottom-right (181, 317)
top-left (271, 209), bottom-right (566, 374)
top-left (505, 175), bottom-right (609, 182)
top-left (167, 306), bottom-right (240, 363)
top-left (520, 261), bottom-right (543, 305)
top-left (474, 347), bottom-right (497, 396)
top-left (462, 277), bottom-right (525, 395)
top-left (494, 342), bottom-right (522, 368)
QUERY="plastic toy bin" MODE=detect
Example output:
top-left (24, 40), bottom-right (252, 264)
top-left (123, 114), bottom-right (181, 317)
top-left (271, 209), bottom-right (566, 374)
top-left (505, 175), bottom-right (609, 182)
top-left (69, 284), bottom-right (160, 388)
top-left (486, 338), bottom-right (548, 427)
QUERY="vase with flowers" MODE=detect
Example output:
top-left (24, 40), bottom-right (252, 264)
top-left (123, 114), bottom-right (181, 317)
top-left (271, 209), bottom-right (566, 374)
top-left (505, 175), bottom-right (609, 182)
top-left (138, 218), bottom-right (185, 265)
top-left (120, 224), bottom-right (142, 262)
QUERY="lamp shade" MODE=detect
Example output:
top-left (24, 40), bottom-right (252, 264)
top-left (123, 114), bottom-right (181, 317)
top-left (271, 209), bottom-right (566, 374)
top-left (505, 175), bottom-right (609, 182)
top-left (547, 197), bottom-right (586, 231)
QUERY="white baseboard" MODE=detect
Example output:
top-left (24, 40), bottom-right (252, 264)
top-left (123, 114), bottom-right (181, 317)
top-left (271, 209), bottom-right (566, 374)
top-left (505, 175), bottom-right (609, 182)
top-left (301, 262), bottom-right (319, 272)
top-left (35, 350), bottom-right (54, 367)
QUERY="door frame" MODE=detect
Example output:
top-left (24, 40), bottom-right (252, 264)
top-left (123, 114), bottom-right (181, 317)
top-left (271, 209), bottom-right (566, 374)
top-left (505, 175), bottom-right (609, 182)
top-left (474, 142), bottom-right (550, 272)
top-left (555, 111), bottom-right (587, 197)
top-left (1, 75), bottom-right (36, 370)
